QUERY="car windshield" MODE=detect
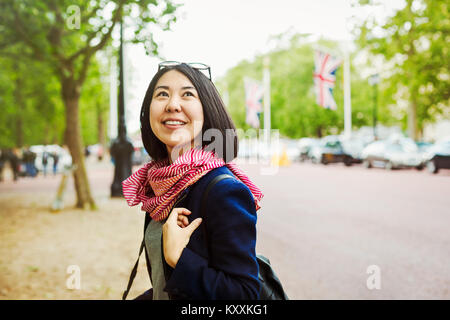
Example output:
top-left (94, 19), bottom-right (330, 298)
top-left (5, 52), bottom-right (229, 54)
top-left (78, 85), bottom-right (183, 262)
top-left (387, 143), bottom-right (403, 152)
top-left (324, 141), bottom-right (341, 148)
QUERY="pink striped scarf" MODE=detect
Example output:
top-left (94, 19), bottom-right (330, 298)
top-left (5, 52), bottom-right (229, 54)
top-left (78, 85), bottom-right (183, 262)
top-left (122, 147), bottom-right (263, 221)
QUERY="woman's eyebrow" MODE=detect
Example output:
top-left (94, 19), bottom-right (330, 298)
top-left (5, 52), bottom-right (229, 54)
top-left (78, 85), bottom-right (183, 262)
top-left (155, 85), bottom-right (196, 91)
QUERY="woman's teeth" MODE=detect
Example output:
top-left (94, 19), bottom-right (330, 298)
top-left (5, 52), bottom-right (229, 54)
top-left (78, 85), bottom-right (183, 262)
top-left (164, 121), bottom-right (185, 125)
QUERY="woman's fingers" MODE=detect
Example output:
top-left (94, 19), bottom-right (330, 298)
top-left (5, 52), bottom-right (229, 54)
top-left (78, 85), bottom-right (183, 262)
top-left (162, 207), bottom-right (201, 268)
top-left (168, 207), bottom-right (192, 228)
top-left (177, 215), bottom-right (189, 227)
top-left (168, 207), bottom-right (190, 223)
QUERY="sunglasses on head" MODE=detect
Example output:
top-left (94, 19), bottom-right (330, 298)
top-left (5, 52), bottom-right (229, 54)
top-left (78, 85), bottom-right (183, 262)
top-left (158, 61), bottom-right (212, 81)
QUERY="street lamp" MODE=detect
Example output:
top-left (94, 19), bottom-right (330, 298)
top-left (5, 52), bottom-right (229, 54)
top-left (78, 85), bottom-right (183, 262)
top-left (110, 21), bottom-right (133, 197)
top-left (368, 73), bottom-right (380, 140)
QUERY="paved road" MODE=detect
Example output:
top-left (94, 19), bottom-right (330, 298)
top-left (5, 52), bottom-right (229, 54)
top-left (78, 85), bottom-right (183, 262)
top-left (242, 160), bottom-right (450, 299)
top-left (1, 158), bottom-right (449, 299)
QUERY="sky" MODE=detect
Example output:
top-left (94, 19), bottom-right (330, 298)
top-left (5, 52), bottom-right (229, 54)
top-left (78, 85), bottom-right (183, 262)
top-left (112, 0), bottom-right (406, 135)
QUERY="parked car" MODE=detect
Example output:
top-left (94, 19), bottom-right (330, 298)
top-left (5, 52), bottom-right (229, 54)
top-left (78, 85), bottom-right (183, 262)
top-left (309, 135), bottom-right (354, 166)
top-left (361, 138), bottom-right (423, 170)
top-left (423, 137), bottom-right (450, 174)
top-left (340, 136), bottom-right (372, 164)
top-left (297, 138), bottom-right (320, 162)
top-left (416, 141), bottom-right (432, 152)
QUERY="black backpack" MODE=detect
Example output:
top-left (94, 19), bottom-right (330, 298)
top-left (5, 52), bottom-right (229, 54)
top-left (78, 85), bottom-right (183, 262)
top-left (201, 174), bottom-right (289, 300)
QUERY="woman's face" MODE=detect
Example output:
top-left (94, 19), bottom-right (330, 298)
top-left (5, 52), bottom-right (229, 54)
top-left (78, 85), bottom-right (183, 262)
top-left (149, 70), bottom-right (204, 158)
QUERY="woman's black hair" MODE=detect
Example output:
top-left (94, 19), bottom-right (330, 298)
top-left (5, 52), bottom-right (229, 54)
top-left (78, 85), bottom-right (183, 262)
top-left (140, 63), bottom-right (238, 163)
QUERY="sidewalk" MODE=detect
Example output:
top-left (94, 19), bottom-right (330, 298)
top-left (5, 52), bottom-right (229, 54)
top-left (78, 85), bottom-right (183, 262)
top-left (0, 159), bottom-right (150, 299)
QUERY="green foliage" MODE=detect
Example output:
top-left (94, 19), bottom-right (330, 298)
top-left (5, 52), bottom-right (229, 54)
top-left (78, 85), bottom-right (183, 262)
top-left (0, 52), bottom-right (109, 148)
top-left (80, 57), bottom-right (110, 146)
top-left (353, 0), bottom-right (450, 136)
top-left (0, 0), bottom-right (180, 148)
top-left (0, 52), bottom-right (65, 147)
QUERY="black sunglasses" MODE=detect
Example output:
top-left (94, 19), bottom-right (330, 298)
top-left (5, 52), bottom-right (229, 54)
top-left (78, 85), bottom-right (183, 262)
top-left (158, 61), bottom-right (212, 81)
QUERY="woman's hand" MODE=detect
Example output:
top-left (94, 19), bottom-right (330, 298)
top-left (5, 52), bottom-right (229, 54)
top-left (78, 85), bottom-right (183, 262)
top-left (162, 207), bottom-right (202, 268)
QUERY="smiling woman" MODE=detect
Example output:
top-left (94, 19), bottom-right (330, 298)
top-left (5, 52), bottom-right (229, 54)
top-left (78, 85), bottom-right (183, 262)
top-left (121, 62), bottom-right (264, 300)
top-left (149, 71), bottom-right (205, 160)
top-left (140, 63), bottom-right (237, 163)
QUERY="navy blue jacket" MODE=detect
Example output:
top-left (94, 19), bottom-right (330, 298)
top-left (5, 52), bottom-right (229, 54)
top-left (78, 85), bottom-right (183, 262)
top-left (143, 166), bottom-right (260, 300)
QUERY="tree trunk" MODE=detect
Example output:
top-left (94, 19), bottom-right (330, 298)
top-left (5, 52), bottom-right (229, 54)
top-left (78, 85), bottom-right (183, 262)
top-left (13, 73), bottom-right (24, 148)
top-left (97, 103), bottom-right (106, 152)
top-left (316, 125), bottom-right (323, 138)
top-left (62, 78), bottom-right (96, 210)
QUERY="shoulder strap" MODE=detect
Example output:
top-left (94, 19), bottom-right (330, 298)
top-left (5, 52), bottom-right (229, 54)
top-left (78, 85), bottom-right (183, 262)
top-left (122, 212), bottom-right (151, 300)
top-left (122, 240), bottom-right (145, 300)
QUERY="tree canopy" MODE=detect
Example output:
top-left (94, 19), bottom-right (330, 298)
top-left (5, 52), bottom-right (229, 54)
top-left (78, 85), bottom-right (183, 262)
top-left (352, 0), bottom-right (450, 139)
top-left (0, 0), bottom-right (181, 209)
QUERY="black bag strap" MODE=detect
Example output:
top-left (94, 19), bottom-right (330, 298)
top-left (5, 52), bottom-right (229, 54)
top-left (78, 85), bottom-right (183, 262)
top-left (122, 240), bottom-right (145, 300)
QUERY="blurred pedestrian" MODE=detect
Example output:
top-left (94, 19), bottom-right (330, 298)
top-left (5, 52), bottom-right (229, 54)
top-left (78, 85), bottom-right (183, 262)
top-left (85, 146), bottom-right (90, 158)
top-left (22, 147), bottom-right (36, 177)
top-left (52, 152), bottom-right (59, 175)
top-left (121, 63), bottom-right (263, 300)
top-left (42, 147), bottom-right (49, 177)
top-left (29, 149), bottom-right (37, 177)
top-left (97, 145), bottom-right (104, 161)
top-left (7, 148), bottom-right (20, 181)
top-left (0, 149), bottom-right (5, 182)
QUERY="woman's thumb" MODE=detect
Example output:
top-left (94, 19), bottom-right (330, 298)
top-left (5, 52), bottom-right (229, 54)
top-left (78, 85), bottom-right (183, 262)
top-left (185, 218), bottom-right (202, 235)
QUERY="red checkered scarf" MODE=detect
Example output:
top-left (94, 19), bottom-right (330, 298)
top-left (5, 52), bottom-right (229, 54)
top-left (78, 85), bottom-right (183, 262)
top-left (122, 147), bottom-right (263, 221)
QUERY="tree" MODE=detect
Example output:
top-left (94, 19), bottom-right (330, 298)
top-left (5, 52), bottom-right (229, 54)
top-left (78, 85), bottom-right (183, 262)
top-left (0, 0), bottom-right (180, 209)
top-left (353, 0), bottom-right (450, 139)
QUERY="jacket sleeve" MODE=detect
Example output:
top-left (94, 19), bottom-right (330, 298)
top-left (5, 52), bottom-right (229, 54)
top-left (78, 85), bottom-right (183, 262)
top-left (164, 178), bottom-right (260, 300)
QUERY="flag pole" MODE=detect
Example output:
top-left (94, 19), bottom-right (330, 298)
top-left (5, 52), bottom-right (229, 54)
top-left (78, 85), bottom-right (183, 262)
top-left (343, 45), bottom-right (352, 138)
top-left (109, 49), bottom-right (118, 141)
top-left (263, 57), bottom-right (271, 161)
top-left (263, 56), bottom-right (271, 134)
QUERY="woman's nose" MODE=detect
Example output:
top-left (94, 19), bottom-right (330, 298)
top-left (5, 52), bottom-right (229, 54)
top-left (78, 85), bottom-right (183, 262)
top-left (165, 96), bottom-right (182, 112)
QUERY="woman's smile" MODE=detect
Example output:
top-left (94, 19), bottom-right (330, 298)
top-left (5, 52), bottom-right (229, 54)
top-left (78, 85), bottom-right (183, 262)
top-left (162, 118), bottom-right (188, 130)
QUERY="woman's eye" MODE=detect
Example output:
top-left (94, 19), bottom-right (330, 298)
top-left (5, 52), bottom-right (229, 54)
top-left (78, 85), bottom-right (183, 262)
top-left (156, 91), bottom-right (168, 97)
top-left (184, 91), bottom-right (194, 97)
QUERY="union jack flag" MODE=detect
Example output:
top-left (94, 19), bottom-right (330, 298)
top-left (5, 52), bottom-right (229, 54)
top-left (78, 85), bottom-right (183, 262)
top-left (313, 50), bottom-right (342, 110)
top-left (244, 77), bottom-right (264, 128)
